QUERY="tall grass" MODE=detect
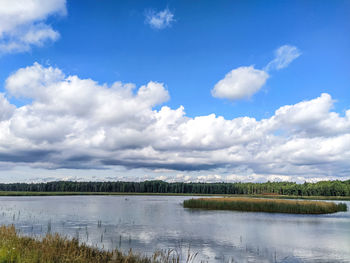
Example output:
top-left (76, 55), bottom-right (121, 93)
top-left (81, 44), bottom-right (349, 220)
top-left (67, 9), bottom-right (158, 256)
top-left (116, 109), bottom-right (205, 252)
top-left (0, 225), bottom-right (189, 263)
top-left (183, 197), bottom-right (347, 214)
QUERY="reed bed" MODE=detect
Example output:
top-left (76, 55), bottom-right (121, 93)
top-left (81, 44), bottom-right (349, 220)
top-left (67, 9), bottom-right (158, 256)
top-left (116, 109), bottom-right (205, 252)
top-left (0, 225), bottom-right (185, 263)
top-left (183, 197), bottom-right (347, 214)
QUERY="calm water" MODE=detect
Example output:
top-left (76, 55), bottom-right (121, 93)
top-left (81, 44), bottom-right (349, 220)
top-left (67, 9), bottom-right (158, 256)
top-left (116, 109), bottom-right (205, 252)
top-left (0, 195), bottom-right (349, 263)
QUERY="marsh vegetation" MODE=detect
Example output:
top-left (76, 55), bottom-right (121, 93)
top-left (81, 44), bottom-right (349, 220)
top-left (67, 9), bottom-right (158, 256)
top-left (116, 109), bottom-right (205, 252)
top-left (183, 197), bottom-right (348, 214)
top-left (0, 225), bottom-right (192, 263)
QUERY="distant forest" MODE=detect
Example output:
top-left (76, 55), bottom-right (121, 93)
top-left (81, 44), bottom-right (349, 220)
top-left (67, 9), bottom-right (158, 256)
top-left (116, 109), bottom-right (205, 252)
top-left (0, 180), bottom-right (350, 196)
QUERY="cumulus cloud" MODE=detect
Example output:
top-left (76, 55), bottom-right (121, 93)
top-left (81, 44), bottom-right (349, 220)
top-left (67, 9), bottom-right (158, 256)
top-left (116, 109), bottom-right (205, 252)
top-left (264, 45), bottom-right (301, 71)
top-left (0, 93), bottom-right (15, 121)
top-left (212, 45), bottom-right (300, 101)
top-left (271, 93), bottom-right (350, 137)
top-left (145, 8), bottom-right (174, 29)
top-left (211, 66), bottom-right (269, 100)
top-left (1, 63), bottom-right (350, 182)
top-left (0, 0), bottom-right (66, 54)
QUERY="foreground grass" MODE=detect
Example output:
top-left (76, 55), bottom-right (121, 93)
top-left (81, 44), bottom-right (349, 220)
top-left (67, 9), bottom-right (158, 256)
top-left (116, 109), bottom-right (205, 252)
top-left (183, 197), bottom-right (348, 214)
top-left (1, 191), bottom-right (350, 201)
top-left (0, 225), bottom-right (185, 263)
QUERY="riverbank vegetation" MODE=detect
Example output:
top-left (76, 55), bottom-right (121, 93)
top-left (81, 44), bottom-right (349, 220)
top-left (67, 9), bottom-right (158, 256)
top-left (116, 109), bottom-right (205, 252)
top-left (0, 225), bottom-right (185, 263)
top-left (183, 198), bottom-right (348, 214)
top-left (0, 180), bottom-right (350, 197)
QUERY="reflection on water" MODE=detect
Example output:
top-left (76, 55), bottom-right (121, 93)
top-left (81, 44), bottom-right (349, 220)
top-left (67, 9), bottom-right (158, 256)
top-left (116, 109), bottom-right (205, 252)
top-left (0, 196), bottom-right (349, 262)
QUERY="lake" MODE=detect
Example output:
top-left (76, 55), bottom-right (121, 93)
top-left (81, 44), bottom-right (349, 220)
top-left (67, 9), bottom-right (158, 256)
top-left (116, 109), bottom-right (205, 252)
top-left (0, 195), bottom-right (349, 262)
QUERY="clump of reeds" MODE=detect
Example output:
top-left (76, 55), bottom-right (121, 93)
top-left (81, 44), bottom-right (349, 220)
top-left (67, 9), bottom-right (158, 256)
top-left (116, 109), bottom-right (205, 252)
top-left (183, 197), bottom-right (347, 214)
top-left (0, 225), bottom-right (183, 263)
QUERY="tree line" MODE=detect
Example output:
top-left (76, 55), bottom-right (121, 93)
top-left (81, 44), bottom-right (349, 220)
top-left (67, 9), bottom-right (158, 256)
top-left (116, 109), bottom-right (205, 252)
top-left (0, 180), bottom-right (349, 196)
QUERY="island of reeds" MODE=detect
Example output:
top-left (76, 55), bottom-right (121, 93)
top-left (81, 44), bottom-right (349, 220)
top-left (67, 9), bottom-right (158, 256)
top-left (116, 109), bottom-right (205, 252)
top-left (183, 197), bottom-right (348, 214)
top-left (0, 225), bottom-right (183, 263)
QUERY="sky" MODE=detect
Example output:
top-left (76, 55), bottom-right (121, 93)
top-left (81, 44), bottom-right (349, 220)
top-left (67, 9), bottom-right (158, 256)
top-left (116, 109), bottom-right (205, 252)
top-left (0, 0), bottom-right (349, 183)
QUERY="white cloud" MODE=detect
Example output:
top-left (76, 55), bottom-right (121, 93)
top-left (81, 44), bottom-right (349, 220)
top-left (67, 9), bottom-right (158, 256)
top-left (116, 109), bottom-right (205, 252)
top-left (20, 23), bottom-right (59, 45)
top-left (0, 0), bottom-right (66, 54)
top-left (6, 62), bottom-right (65, 99)
top-left (271, 93), bottom-right (350, 136)
top-left (264, 45), bottom-right (301, 71)
top-left (212, 45), bottom-right (300, 101)
top-left (145, 8), bottom-right (174, 29)
top-left (1, 63), bottom-right (350, 182)
top-left (0, 93), bottom-right (15, 121)
top-left (196, 174), bottom-right (222, 183)
top-left (211, 66), bottom-right (269, 101)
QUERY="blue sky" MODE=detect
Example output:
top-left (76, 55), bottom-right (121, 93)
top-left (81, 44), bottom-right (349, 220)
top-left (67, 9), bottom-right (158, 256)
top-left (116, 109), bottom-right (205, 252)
top-left (0, 0), bottom-right (349, 183)
top-left (2, 0), bottom-right (350, 118)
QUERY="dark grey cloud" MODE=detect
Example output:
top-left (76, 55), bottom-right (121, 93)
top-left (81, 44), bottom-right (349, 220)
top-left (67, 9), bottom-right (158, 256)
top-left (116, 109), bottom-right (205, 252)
top-left (0, 150), bottom-right (55, 163)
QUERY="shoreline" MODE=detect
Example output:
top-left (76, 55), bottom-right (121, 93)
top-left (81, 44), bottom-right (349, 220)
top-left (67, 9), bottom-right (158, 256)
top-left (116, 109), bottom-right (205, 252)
top-left (0, 191), bottom-right (350, 201)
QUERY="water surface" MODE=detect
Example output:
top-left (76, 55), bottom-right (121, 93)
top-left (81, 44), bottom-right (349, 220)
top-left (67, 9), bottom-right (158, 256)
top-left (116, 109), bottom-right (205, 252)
top-left (0, 195), bottom-right (349, 262)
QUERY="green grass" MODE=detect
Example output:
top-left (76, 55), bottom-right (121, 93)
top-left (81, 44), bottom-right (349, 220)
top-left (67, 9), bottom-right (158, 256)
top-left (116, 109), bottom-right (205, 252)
top-left (0, 225), bottom-right (187, 263)
top-left (1, 191), bottom-right (350, 200)
top-left (183, 197), bottom-right (348, 214)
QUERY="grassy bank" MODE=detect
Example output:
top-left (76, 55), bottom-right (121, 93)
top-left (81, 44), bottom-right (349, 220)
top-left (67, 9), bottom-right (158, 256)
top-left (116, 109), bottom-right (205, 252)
top-left (0, 225), bottom-right (184, 263)
top-left (1, 191), bottom-right (350, 200)
top-left (183, 197), bottom-right (348, 214)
